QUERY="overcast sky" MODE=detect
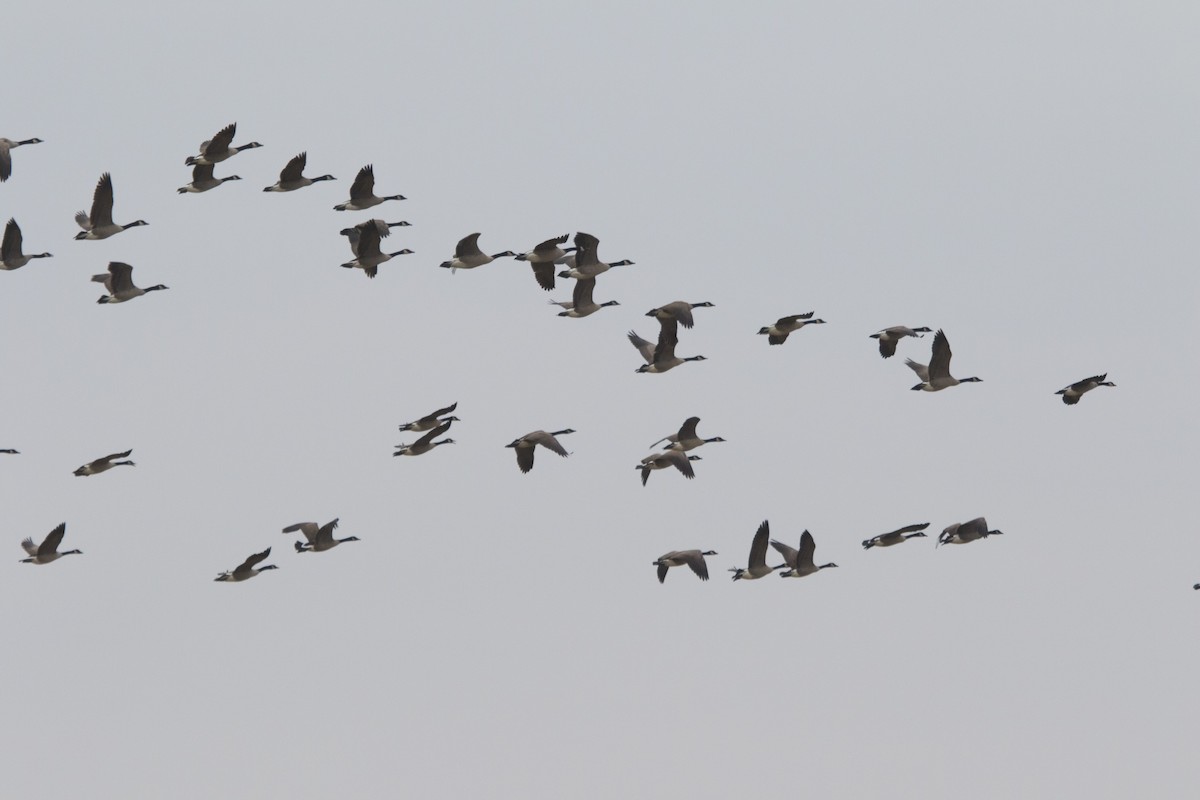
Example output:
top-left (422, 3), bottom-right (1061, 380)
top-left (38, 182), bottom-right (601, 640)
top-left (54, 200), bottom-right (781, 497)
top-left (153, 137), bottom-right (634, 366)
top-left (3, 2), bottom-right (1198, 797)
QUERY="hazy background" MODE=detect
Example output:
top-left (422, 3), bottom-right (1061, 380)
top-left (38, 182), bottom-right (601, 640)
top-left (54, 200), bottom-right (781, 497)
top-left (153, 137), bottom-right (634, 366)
top-left (3, 2), bottom-right (1197, 797)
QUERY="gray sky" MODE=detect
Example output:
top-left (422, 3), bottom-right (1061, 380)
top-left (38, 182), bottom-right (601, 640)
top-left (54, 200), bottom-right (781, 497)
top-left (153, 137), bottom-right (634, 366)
top-left (3, 1), bottom-right (1198, 797)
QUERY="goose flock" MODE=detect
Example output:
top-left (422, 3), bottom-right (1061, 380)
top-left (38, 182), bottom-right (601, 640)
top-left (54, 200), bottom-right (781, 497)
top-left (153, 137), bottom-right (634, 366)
top-left (3, 122), bottom-right (1155, 589)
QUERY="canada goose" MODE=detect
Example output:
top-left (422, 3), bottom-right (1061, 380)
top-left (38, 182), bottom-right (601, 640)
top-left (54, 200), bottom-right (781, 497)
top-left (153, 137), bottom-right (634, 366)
top-left (654, 550), bottom-right (717, 583)
top-left (263, 152), bottom-right (335, 192)
top-left (505, 429), bottom-right (575, 473)
top-left (399, 402), bottom-right (459, 432)
top-left (333, 164), bottom-right (405, 211)
top-left (177, 163), bottom-right (241, 194)
top-left (645, 301), bottom-right (715, 329)
top-left (862, 522), bottom-right (930, 550)
top-left (870, 326), bottom-right (933, 359)
top-left (553, 278), bottom-right (619, 318)
top-left (730, 520), bottom-right (779, 581)
top-left (772, 529), bottom-right (838, 578)
top-left (1056, 374), bottom-right (1115, 405)
top-left (284, 518), bottom-right (360, 553)
top-left (340, 222), bottom-right (413, 278)
top-left (937, 517), bottom-right (1003, 546)
top-left (341, 219), bottom-right (411, 257)
top-left (906, 330), bottom-right (982, 391)
top-left (0, 448), bottom-right (18, 454)
top-left (1, 218), bottom-right (52, 270)
top-left (393, 421), bottom-right (456, 456)
top-left (514, 234), bottom-right (571, 291)
top-left (629, 321), bottom-right (707, 374)
top-left (214, 547), bottom-right (278, 582)
top-left (184, 122), bottom-right (262, 166)
top-left (20, 523), bottom-right (81, 565)
top-left (649, 416), bottom-right (726, 451)
top-left (758, 312), bottom-right (826, 345)
top-left (74, 173), bottom-right (148, 240)
top-left (0, 137), bottom-right (43, 182)
top-left (439, 233), bottom-right (516, 273)
top-left (73, 449), bottom-right (134, 476)
top-left (637, 451), bottom-right (700, 486)
top-left (557, 232), bottom-right (634, 280)
top-left (92, 262), bottom-right (168, 304)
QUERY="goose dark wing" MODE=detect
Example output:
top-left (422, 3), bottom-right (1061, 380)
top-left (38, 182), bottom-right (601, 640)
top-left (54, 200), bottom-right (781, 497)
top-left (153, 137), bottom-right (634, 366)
top-left (349, 165), bottom-right (375, 200)
top-left (748, 521), bottom-right (770, 568)
top-left (279, 152), bottom-right (307, 182)
top-left (90, 173), bottom-right (115, 228)
top-left (38, 523), bottom-right (67, 557)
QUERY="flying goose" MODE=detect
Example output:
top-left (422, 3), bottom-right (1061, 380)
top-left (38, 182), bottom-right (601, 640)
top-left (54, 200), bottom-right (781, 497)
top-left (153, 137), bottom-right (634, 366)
top-left (1056, 374), bottom-right (1115, 405)
top-left (937, 517), bottom-right (1003, 546)
top-left (1, 218), bottom-right (52, 270)
top-left (758, 312), bottom-right (826, 345)
top-left (92, 262), bottom-right (168, 304)
top-left (439, 233), bottom-right (516, 273)
top-left (214, 547), bottom-right (277, 582)
top-left (341, 219), bottom-right (411, 256)
top-left (730, 520), bottom-right (779, 581)
top-left (284, 518), bottom-right (360, 553)
top-left (630, 321), bottom-right (707, 374)
top-left (177, 163), bottom-right (241, 194)
top-left (862, 522), bottom-right (930, 550)
top-left (184, 122), bottom-right (262, 166)
top-left (0, 137), bottom-right (42, 182)
top-left (557, 232), bottom-right (633, 280)
top-left (73, 449), bottom-right (134, 476)
top-left (649, 416), bottom-right (726, 451)
top-left (505, 429), bottom-right (575, 474)
top-left (263, 152), bottom-right (335, 192)
top-left (0, 449), bottom-right (18, 454)
top-left (906, 330), bottom-right (982, 391)
top-left (772, 529), bottom-right (839, 578)
top-left (645, 301), bottom-right (715, 329)
top-left (333, 164), bottom-right (405, 211)
top-left (20, 523), bottom-right (81, 565)
top-left (393, 421), bottom-right (456, 456)
top-left (870, 326), bottom-right (933, 359)
top-left (514, 234), bottom-right (571, 291)
top-left (74, 173), bottom-right (148, 240)
top-left (340, 222), bottom-right (412, 278)
top-left (399, 402), bottom-right (459, 432)
top-left (653, 550), bottom-right (717, 583)
top-left (553, 277), bottom-right (619, 318)
top-left (638, 451), bottom-right (700, 486)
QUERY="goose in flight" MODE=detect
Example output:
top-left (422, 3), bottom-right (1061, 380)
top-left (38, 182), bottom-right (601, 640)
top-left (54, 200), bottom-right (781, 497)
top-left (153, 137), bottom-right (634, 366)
top-left (645, 301), bottom-right (715, 329)
top-left (630, 320), bottom-right (706, 374)
top-left (758, 312), bottom-right (826, 345)
top-left (552, 277), bottom-right (619, 318)
top-left (870, 326), bottom-right (932, 359)
top-left (637, 451), bottom-right (700, 486)
top-left (862, 522), bottom-right (930, 550)
top-left (653, 549), bottom-right (717, 583)
top-left (1056, 374), bottom-right (1115, 405)
top-left (772, 529), bottom-right (839, 578)
top-left (74, 173), bottom-right (148, 239)
top-left (557, 232), bottom-right (633, 280)
top-left (439, 233), bottom-right (516, 272)
top-left (505, 429), bottom-right (574, 474)
top-left (905, 329), bottom-right (982, 391)
top-left (284, 518), bottom-right (360, 553)
top-left (93, 262), bottom-right (168, 304)
top-left (177, 163), bottom-right (241, 194)
top-left (185, 122), bottom-right (262, 166)
top-left (399, 402), bottom-right (459, 432)
top-left (333, 164), bottom-right (405, 211)
top-left (263, 152), bottom-right (335, 192)
top-left (73, 449), bottom-right (134, 476)
top-left (214, 547), bottom-right (277, 582)
top-left (340, 221), bottom-right (412, 278)
top-left (20, 523), bottom-right (81, 565)
top-left (1, 218), bottom-right (52, 270)
top-left (730, 520), bottom-right (779, 581)
top-left (393, 421), bottom-right (456, 456)
top-left (514, 234), bottom-right (572, 291)
top-left (649, 416), bottom-right (726, 452)
top-left (0, 136), bottom-right (43, 182)
top-left (937, 517), bottom-right (1003, 546)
